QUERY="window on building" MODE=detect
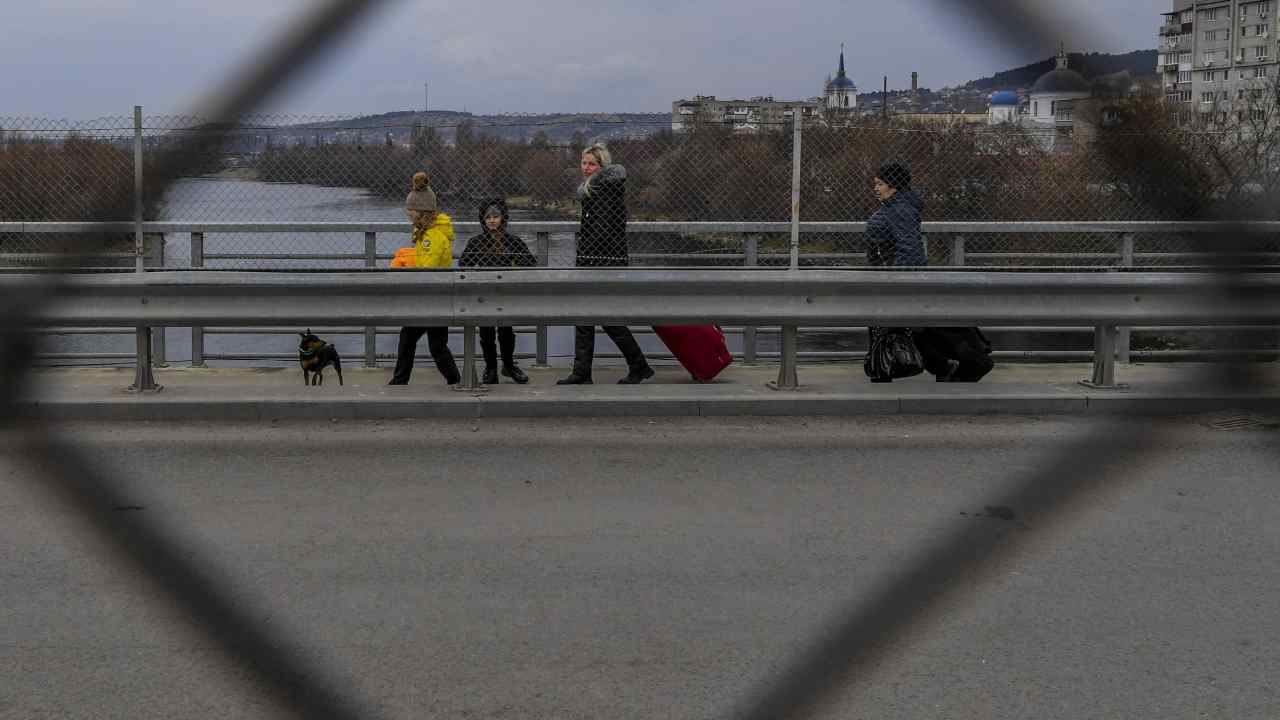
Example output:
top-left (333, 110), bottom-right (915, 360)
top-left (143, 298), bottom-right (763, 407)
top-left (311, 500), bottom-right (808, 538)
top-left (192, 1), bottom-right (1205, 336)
top-left (1256, 66), bottom-right (1270, 78)
top-left (1204, 52), bottom-right (1215, 64)
top-left (1179, 70), bottom-right (1194, 82)
top-left (1182, 9), bottom-right (1194, 22)
top-left (1181, 90), bottom-right (1194, 103)
top-left (1202, 91), bottom-right (1216, 103)
top-left (1033, 101), bottom-right (1039, 115)
top-left (1205, 7), bottom-right (1221, 21)
top-left (1256, 46), bottom-right (1269, 60)
top-left (1204, 70), bottom-right (1217, 81)
top-left (1179, 52), bottom-right (1193, 63)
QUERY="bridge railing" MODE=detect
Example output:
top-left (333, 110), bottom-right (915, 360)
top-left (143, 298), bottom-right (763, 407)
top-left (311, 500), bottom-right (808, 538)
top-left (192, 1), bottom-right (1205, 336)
top-left (4, 220), bottom-right (1280, 368)
top-left (7, 268), bottom-right (1279, 393)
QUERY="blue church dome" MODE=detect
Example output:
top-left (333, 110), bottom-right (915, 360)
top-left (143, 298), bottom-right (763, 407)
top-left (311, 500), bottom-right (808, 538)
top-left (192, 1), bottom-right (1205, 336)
top-left (989, 91), bottom-right (1019, 106)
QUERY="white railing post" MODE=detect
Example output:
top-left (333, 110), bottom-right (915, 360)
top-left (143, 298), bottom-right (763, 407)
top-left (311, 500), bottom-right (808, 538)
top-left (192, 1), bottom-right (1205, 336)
top-left (364, 231), bottom-right (378, 367)
top-left (130, 105), bottom-right (158, 392)
top-left (190, 232), bottom-right (205, 367)
top-left (535, 231), bottom-right (551, 367)
top-left (743, 235), bottom-right (759, 363)
top-left (951, 236), bottom-right (966, 267)
top-left (1117, 233), bottom-right (1135, 363)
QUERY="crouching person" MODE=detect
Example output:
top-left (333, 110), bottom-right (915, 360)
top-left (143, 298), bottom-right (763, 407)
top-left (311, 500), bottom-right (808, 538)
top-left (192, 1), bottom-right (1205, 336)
top-left (388, 176), bottom-right (460, 386)
top-left (459, 199), bottom-right (534, 384)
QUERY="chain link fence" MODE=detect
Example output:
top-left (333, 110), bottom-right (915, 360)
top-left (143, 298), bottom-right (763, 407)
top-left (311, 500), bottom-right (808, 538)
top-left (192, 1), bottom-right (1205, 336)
top-left (6, 110), bottom-right (1280, 271)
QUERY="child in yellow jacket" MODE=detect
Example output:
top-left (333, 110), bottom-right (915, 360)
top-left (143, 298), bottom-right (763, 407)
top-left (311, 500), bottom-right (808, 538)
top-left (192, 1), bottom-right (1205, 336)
top-left (388, 174), bottom-right (460, 385)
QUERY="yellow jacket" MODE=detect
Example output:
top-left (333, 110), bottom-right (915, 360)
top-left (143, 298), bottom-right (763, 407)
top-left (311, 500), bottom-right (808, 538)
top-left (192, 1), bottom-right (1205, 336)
top-left (391, 213), bottom-right (454, 268)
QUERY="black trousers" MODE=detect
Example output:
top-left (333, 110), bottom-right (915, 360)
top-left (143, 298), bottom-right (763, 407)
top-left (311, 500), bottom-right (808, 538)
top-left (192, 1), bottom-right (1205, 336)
top-left (480, 326), bottom-right (517, 369)
top-left (572, 325), bottom-right (647, 377)
top-left (390, 326), bottom-right (459, 384)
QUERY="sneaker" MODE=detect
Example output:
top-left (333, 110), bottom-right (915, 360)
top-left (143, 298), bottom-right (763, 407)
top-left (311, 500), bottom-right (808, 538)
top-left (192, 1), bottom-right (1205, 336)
top-left (502, 364), bottom-right (529, 385)
top-left (618, 365), bottom-right (655, 385)
top-left (556, 373), bottom-right (593, 385)
top-left (483, 366), bottom-right (499, 385)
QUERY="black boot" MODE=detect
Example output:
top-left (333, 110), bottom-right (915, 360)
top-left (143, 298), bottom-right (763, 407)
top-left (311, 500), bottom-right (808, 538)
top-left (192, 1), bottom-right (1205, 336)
top-left (556, 372), bottom-right (592, 385)
top-left (618, 365), bottom-right (655, 385)
top-left (483, 365), bottom-right (499, 385)
top-left (502, 362), bottom-right (529, 385)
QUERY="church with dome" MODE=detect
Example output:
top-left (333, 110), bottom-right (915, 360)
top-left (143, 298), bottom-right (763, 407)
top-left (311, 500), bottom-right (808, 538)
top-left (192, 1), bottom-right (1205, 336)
top-left (986, 45), bottom-right (1139, 150)
top-left (824, 46), bottom-right (858, 113)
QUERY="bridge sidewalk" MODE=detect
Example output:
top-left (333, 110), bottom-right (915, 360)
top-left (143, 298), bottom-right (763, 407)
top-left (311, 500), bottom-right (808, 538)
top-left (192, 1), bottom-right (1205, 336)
top-left (17, 362), bottom-right (1280, 420)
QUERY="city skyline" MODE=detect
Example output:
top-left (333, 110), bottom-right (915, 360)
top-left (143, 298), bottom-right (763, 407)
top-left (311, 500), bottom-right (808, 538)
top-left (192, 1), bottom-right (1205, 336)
top-left (1, 0), bottom-right (1167, 118)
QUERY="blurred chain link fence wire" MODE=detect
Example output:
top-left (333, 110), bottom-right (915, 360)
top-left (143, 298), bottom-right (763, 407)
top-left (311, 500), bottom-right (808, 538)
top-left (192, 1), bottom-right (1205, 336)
top-left (6, 109), bottom-right (1279, 271)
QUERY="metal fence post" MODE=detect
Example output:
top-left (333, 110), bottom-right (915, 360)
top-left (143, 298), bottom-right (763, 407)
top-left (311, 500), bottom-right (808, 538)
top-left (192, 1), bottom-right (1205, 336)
top-left (129, 105), bottom-right (158, 391)
top-left (535, 231), bottom-right (550, 367)
top-left (951, 236), bottom-right (966, 267)
top-left (189, 232), bottom-right (205, 367)
top-left (789, 111), bottom-right (803, 271)
top-left (134, 106), bottom-right (145, 274)
top-left (1117, 232), bottom-right (1134, 363)
top-left (364, 231), bottom-right (377, 367)
top-left (743, 235), bottom-right (759, 363)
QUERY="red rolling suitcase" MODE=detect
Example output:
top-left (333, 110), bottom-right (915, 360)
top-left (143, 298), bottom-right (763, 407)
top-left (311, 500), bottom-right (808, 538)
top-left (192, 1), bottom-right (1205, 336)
top-left (653, 325), bottom-right (733, 383)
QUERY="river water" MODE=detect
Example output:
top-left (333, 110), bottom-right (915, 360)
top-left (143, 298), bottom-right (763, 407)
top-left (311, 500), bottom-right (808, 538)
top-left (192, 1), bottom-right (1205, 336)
top-left (45, 177), bottom-right (785, 368)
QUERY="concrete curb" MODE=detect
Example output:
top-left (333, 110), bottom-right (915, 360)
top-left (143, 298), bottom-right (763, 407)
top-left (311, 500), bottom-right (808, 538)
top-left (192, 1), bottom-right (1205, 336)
top-left (17, 392), bottom-right (1280, 421)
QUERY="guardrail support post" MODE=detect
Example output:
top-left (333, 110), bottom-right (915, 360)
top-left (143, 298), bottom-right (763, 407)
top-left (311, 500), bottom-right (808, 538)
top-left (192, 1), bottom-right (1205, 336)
top-left (1117, 233), bottom-right (1134, 363)
top-left (128, 326), bottom-right (161, 393)
top-left (364, 231), bottom-right (378, 368)
top-left (458, 325), bottom-right (486, 392)
top-left (743, 235), bottom-right (759, 363)
top-left (1080, 325), bottom-right (1127, 390)
top-left (769, 325), bottom-right (800, 391)
top-left (534, 231), bottom-right (551, 367)
top-left (189, 232), bottom-right (206, 367)
top-left (951, 236), bottom-right (966, 267)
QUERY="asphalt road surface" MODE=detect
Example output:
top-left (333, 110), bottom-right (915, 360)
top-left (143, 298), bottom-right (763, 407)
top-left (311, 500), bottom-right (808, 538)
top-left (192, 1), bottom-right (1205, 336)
top-left (3, 415), bottom-right (1278, 719)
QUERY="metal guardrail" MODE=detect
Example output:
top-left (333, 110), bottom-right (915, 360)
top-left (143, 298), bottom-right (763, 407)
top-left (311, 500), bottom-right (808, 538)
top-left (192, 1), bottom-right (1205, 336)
top-left (6, 220), bottom-right (1280, 366)
top-left (7, 268), bottom-right (1280, 391)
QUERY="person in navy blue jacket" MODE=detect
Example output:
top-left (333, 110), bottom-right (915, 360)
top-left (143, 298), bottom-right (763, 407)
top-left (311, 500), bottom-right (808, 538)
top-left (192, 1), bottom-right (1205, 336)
top-left (866, 162), bottom-right (926, 268)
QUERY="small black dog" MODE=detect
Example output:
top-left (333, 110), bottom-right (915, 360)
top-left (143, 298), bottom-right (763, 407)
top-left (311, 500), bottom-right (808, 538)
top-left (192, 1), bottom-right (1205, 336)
top-left (298, 329), bottom-right (343, 386)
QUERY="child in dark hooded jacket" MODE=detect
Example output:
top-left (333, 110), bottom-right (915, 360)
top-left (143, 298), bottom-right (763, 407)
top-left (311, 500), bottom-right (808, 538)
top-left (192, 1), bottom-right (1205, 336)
top-left (458, 199), bottom-right (536, 384)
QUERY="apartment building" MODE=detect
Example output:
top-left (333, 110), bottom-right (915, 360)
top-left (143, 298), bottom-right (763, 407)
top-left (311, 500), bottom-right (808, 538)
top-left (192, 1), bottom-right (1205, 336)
top-left (670, 95), bottom-right (822, 133)
top-left (1160, 0), bottom-right (1280, 119)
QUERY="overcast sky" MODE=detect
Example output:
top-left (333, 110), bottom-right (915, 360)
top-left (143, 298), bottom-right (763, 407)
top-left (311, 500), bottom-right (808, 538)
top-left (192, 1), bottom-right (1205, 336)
top-left (2, 0), bottom-right (1168, 119)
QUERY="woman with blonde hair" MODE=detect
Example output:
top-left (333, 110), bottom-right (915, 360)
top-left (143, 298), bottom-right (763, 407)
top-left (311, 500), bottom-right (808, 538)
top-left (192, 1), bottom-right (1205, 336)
top-left (557, 143), bottom-right (653, 385)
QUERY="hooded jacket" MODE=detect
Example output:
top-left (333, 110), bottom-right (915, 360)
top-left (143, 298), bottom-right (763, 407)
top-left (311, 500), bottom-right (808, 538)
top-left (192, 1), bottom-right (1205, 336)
top-left (866, 188), bottom-right (927, 267)
top-left (459, 199), bottom-right (537, 268)
top-left (391, 212), bottom-right (455, 268)
top-left (576, 164), bottom-right (628, 267)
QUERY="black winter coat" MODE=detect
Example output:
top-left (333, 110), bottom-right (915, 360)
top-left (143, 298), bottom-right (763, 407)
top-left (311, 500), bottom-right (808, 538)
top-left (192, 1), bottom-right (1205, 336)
top-left (866, 189), bottom-right (927, 267)
top-left (459, 199), bottom-right (537, 268)
top-left (576, 165), bottom-right (628, 267)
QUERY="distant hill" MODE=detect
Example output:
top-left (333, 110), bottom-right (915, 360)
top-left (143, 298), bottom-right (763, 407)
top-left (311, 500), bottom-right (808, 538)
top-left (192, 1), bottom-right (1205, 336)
top-left (965, 50), bottom-right (1157, 91)
top-left (283, 110), bottom-right (671, 145)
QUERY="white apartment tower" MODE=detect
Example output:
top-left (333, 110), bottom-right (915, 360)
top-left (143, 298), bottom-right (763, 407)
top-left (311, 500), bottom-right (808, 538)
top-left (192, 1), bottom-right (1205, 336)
top-left (1160, 0), bottom-right (1280, 118)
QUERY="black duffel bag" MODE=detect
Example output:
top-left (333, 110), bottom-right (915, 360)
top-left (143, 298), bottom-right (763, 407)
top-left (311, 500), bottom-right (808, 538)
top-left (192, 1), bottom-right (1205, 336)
top-left (912, 327), bottom-right (994, 382)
